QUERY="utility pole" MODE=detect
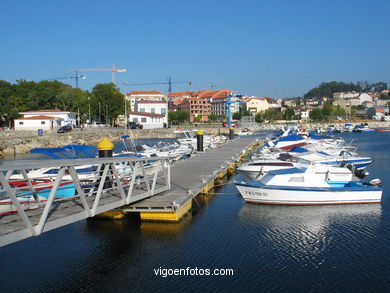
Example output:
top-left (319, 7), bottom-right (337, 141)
top-left (123, 81), bottom-right (128, 129)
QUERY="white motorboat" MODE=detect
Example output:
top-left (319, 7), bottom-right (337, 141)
top-left (237, 159), bottom-right (296, 180)
top-left (236, 128), bottom-right (253, 136)
top-left (235, 164), bottom-right (382, 205)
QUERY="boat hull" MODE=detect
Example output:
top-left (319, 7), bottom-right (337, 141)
top-left (235, 182), bottom-right (382, 205)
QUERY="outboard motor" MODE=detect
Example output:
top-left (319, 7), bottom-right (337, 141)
top-left (355, 168), bottom-right (369, 179)
top-left (368, 178), bottom-right (381, 187)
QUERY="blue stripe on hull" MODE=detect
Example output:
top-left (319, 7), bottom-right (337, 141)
top-left (236, 182), bottom-right (382, 193)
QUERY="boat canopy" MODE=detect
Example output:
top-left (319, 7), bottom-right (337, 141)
top-left (30, 145), bottom-right (98, 159)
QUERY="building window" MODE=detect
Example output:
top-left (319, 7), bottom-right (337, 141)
top-left (41, 121), bottom-right (45, 124)
top-left (141, 117), bottom-right (147, 123)
top-left (19, 121), bottom-right (23, 125)
top-left (140, 108), bottom-right (145, 112)
top-left (151, 108), bottom-right (155, 113)
top-left (161, 108), bottom-right (166, 114)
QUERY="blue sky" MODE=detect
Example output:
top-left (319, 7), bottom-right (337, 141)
top-left (1, 0), bottom-right (390, 98)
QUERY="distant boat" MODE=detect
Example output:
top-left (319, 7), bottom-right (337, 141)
top-left (353, 125), bottom-right (374, 132)
top-left (375, 128), bottom-right (390, 132)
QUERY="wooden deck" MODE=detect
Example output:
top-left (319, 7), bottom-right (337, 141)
top-left (125, 136), bottom-right (259, 212)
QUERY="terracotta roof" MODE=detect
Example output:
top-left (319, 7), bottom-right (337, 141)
top-left (167, 91), bottom-right (193, 97)
top-left (129, 90), bottom-right (164, 95)
top-left (198, 90), bottom-right (217, 98)
top-left (16, 115), bottom-right (59, 120)
top-left (127, 111), bottom-right (165, 118)
top-left (137, 100), bottom-right (167, 104)
top-left (211, 89), bottom-right (231, 99)
top-left (184, 98), bottom-right (208, 101)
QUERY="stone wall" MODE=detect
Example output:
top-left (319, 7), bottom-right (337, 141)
top-left (1, 121), bottom-right (389, 157)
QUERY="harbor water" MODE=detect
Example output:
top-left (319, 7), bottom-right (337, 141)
top-left (0, 132), bottom-right (389, 292)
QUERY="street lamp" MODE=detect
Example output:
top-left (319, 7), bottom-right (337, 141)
top-left (98, 101), bottom-right (101, 123)
top-left (88, 97), bottom-right (91, 125)
top-left (123, 81), bottom-right (128, 129)
top-left (105, 104), bottom-right (108, 125)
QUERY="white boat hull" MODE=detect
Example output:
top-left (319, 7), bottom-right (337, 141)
top-left (235, 182), bottom-right (382, 205)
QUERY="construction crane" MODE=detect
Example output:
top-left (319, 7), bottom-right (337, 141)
top-left (68, 64), bottom-right (126, 85)
top-left (126, 77), bottom-right (192, 94)
top-left (47, 73), bottom-right (87, 88)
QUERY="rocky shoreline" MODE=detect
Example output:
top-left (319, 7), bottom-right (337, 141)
top-left (1, 121), bottom-right (389, 158)
top-left (0, 127), bottom-right (233, 158)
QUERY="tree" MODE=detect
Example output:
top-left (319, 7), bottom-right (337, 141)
top-left (208, 114), bottom-right (217, 122)
top-left (283, 108), bottom-right (295, 120)
top-left (322, 101), bottom-right (333, 118)
top-left (91, 83), bottom-right (124, 124)
top-left (168, 110), bottom-right (190, 124)
top-left (195, 115), bottom-right (202, 123)
top-left (309, 108), bottom-right (323, 121)
top-left (304, 81), bottom-right (362, 99)
top-left (233, 112), bottom-right (242, 120)
top-left (255, 112), bottom-right (264, 123)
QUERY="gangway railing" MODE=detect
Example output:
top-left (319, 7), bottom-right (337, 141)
top-left (0, 155), bottom-right (171, 247)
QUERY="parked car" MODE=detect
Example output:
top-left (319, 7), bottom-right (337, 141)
top-left (127, 122), bottom-right (143, 129)
top-left (57, 125), bottom-right (73, 133)
top-left (222, 121), bottom-right (238, 127)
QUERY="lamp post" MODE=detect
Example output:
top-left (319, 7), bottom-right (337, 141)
top-left (123, 81), bottom-right (128, 129)
top-left (88, 97), bottom-right (91, 125)
top-left (105, 104), bottom-right (109, 125)
top-left (98, 101), bottom-right (101, 123)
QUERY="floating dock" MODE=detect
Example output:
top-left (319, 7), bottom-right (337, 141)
top-left (123, 136), bottom-right (260, 221)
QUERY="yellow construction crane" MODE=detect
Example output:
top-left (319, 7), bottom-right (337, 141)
top-left (68, 64), bottom-right (126, 85)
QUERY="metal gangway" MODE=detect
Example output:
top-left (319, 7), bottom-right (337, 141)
top-left (0, 155), bottom-right (171, 247)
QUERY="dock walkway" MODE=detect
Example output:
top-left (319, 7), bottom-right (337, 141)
top-left (125, 136), bottom-right (258, 218)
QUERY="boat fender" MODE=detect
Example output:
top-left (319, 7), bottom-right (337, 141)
top-left (368, 178), bottom-right (381, 187)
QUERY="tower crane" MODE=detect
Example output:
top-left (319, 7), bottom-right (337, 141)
top-left (126, 77), bottom-right (192, 94)
top-left (48, 73), bottom-right (87, 88)
top-left (68, 64), bottom-right (126, 85)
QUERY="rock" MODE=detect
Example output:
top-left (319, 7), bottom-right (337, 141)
top-left (1, 146), bottom-right (15, 155)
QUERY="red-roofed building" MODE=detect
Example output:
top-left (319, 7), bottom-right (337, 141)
top-left (126, 90), bottom-right (166, 111)
top-left (134, 100), bottom-right (168, 125)
top-left (15, 110), bottom-right (77, 130)
top-left (127, 111), bottom-right (165, 129)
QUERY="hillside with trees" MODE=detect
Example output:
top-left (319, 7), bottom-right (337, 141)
top-left (304, 81), bottom-right (388, 99)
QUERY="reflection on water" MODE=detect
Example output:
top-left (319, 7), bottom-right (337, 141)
top-left (239, 204), bottom-right (382, 257)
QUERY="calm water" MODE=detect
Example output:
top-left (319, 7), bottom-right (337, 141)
top-left (1, 132), bottom-right (390, 292)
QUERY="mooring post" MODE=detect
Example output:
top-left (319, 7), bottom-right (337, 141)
top-left (229, 127), bottom-right (234, 139)
top-left (197, 129), bottom-right (204, 152)
top-left (97, 137), bottom-right (114, 189)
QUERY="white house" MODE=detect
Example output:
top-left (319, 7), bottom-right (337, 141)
top-left (134, 100), bottom-right (168, 124)
top-left (127, 91), bottom-right (166, 111)
top-left (14, 110), bottom-right (77, 130)
top-left (128, 111), bottom-right (165, 129)
top-left (358, 93), bottom-right (373, 105)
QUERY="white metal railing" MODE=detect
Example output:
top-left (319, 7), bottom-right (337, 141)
top-left (0, 155), bottom-right (171, 245)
